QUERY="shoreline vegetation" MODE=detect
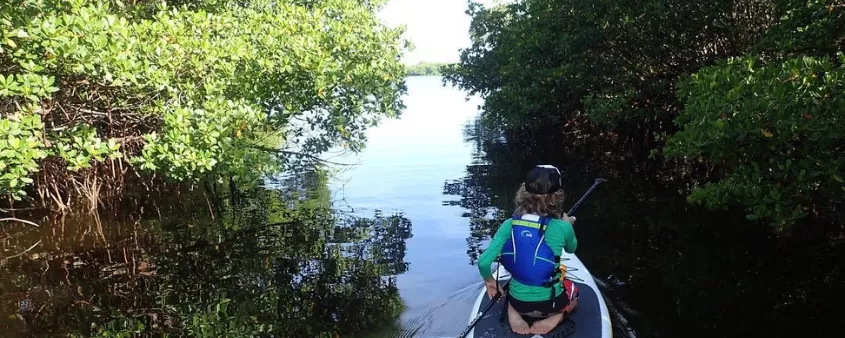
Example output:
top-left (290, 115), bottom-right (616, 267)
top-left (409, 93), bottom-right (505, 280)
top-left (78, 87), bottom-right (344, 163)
top-left (405, 62), bottom-right (451, 76)
top-left (0, 0), bottom-right (407, 216)
top-left (443, 0), bottom-right (845, 231)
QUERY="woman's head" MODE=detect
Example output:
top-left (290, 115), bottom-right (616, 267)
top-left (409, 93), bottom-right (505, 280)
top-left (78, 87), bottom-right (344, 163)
top-left (515, 165), bottom-right (565, 217)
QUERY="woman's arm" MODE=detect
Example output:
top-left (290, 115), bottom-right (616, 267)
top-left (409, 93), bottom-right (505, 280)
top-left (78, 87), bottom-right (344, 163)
top-left (561, 219), bottom-right (577, 253)
top-left (478, 219), bottom-right (513, 281)
top-left (546, 219), bottom-right (577, 254)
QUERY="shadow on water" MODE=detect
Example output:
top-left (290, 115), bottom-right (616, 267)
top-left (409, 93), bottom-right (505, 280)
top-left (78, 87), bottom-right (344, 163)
top-left (0, 171), bottom-right (412, 337)
top-left (444, 119), bottom-right (845, 338)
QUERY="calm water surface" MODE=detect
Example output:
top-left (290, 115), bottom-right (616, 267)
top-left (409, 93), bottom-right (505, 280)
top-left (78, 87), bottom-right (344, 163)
top-left (331, 76), bottom-right (485, 337)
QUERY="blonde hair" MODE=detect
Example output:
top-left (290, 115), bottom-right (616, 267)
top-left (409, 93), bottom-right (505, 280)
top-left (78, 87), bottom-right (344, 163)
top-left (514, 183), bottom-right (565, 217)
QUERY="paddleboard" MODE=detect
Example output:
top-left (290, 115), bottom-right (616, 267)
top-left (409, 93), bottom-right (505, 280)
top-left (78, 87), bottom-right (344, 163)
top-left (466, 252), bottom-right (612, 338)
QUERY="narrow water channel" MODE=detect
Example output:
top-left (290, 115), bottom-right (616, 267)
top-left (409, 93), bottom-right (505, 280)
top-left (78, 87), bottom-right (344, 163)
top-left (1, 76), bottom-right (842, 338)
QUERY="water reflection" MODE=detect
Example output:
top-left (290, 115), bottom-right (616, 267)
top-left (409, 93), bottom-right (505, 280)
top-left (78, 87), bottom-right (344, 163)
top-left (445, 118), bottom-right (845, 337)
top-left (1, 172), bottom-right (411, 337)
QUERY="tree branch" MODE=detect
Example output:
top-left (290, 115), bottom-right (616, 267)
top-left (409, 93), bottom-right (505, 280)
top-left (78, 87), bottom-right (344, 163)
top-left (247, 145), bottom-right (354, 166)
top-left (1, 240), bottom-right (42, 262)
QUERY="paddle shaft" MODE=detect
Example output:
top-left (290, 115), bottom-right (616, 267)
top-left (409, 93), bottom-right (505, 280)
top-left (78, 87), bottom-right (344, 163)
top-left (567, 178), bottom-right (606, 216)
top-left (456, 280), bottom-right (510, 338)
top-left (457, 178), bottom-right (606, 338)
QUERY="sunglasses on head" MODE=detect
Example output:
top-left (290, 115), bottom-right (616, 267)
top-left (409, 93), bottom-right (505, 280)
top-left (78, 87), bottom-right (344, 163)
top-left (536, 164), bottom-right (561, 176)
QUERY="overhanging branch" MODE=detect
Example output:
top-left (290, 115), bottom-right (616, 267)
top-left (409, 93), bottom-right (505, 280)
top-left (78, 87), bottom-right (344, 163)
top-left (248, 145), bottom-right (354, 167)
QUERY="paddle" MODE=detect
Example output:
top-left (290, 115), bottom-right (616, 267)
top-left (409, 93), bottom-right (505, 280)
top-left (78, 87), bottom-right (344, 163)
top-left (456, 178), bottom-right (607, 338)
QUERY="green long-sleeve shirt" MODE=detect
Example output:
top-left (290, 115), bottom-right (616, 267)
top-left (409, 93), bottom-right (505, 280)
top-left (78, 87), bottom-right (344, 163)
top-left (478, 217), bottom-right (577, 302)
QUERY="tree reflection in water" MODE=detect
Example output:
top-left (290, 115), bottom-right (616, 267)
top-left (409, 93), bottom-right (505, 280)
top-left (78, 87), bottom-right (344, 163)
top-left (0, 171), bottom-right (412, 337)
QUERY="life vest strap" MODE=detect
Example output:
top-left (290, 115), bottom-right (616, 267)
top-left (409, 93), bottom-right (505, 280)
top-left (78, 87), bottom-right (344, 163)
top-left (539, 216), bottom-right (548, 237)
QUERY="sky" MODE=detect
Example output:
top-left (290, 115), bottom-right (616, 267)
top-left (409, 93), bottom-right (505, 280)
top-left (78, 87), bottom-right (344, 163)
top-left (378, 0), bottom-right (502, 65)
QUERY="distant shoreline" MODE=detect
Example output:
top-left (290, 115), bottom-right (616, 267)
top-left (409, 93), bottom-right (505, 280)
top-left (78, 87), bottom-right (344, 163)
top-left (405, 62), bottom-right (452, 76)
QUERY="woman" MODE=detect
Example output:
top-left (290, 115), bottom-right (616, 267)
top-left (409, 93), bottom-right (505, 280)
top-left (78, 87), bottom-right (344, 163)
top-left (477, 165), bottom-right (579, 335)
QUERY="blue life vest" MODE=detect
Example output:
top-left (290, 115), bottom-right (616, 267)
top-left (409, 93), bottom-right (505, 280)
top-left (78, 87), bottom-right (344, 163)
top-left (500, 214), bottom-right (560, 287)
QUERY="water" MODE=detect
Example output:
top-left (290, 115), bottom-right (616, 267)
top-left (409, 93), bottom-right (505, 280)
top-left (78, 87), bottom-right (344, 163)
top-left (330, 76), bottom-right (485, 337)
top-left (2, 76), bottom-right (843, 338)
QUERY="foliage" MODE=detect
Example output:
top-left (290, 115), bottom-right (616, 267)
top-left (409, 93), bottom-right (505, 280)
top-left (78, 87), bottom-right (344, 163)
top-left (0, 0), bottom-right (406, 206)
top-left (405, 62), bottom-right (449, 76)
top-left (0, 108), bottom-right (47, 199)
top-left (665, 40), bottom-right (845, 226)
top-left (444, 0), bottom-right (771, 129)
top-left (445, 0), bottom-right (845, 227)
top-left (76, 317), bottom-right (145, 338)
top-left (664, 0), bottom-right (844, 227)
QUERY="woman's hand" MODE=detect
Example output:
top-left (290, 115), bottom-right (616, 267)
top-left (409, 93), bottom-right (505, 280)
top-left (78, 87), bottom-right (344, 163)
top-left (562, 213), bottom-right (577, 225)
top-left (485, 279), bottom-right (504, 299)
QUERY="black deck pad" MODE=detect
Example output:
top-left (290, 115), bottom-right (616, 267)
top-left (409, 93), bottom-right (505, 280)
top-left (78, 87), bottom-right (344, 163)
top-left (472, 282), bottom-right (601, 338)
